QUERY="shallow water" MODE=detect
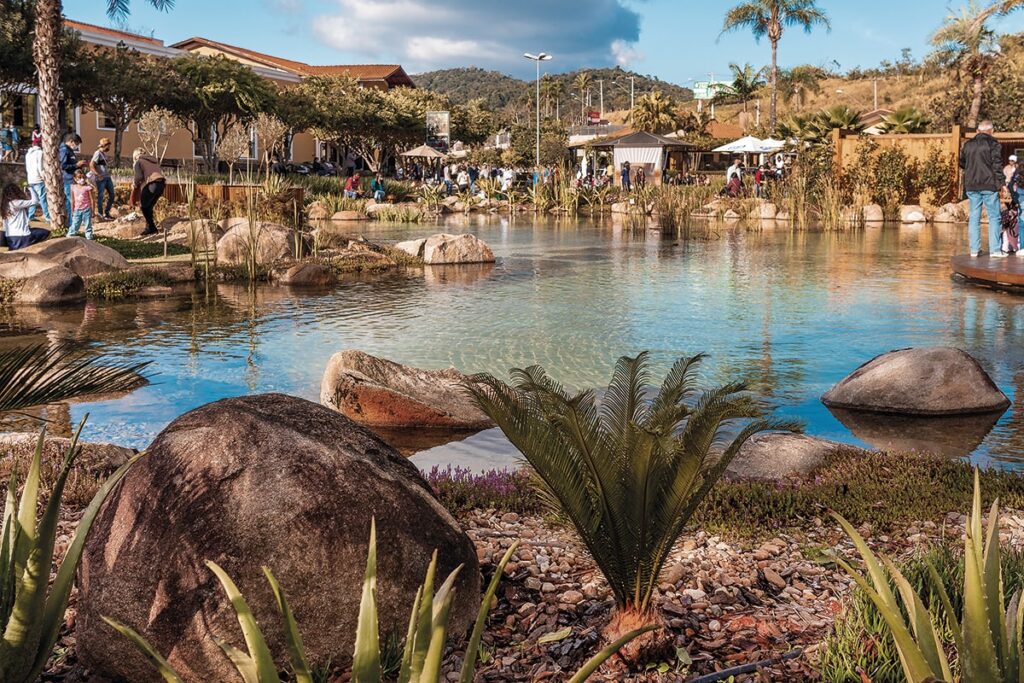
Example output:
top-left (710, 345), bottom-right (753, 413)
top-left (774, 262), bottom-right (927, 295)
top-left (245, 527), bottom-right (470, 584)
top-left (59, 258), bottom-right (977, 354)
top-left (7, 215), bottom-right (1024, 470)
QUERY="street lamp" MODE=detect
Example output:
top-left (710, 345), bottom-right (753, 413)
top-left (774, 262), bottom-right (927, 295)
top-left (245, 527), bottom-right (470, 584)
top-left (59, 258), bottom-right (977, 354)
top-left (524, 52), bottom-right (552, 172)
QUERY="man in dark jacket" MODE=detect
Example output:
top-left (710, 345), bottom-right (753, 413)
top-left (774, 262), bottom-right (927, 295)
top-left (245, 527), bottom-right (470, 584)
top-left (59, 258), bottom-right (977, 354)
top-left (960, 120), bottom-right (1006, 257)
top-left (58, 133), bottom-right (86, 220)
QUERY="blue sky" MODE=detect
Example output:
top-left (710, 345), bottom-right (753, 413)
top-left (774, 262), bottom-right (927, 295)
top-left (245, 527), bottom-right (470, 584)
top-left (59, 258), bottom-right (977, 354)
top-left (65, 0), bottom-right (1024, 83)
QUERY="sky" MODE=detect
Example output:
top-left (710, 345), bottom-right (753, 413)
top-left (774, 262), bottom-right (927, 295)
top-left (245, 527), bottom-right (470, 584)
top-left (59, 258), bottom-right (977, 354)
top-left (66, 0), bottom-right (1024, 84)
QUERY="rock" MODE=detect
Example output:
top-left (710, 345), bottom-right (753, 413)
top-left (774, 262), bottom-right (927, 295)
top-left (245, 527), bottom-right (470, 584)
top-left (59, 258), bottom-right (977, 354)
top-left (0, 252), bottom-right (84, 306)
top-left (841, 206), bottom-right (862, 223)
top-left (758, 202), bottom-right (777, 220)
top-left (422, 234), bottom-right (495, 265)
top-left (395, 238), bottom-right (426, 258)
top-left (77, 394), bottom-right (479, 683)
top-left (723, 209), bottom-right (741, 221)
top-left (774, 210), bottom-right (791, 222)
top-left (22, 237), bottom-right (129, 278)
top-left (763, 568), bottom-right (787, 590)
top-left (306, 201), bottom-right (329, 220)
top-left (331, 210), bottom-right (367, 222)
top-left (934, 202), bottom-right (966, 223)
top-left (863, 204), bottom-right (884, 222)
top-left (215, 221), bottom-right (297, 265)
top-left (160, 218), bottom-right (223, 249)
top-left (278, 262), bottom-right (335, 287)
top-left (0, 432), bottom-right (136, 475)
top-left (560, 590), bottom-right (584, 605)
top-left (611, 201), bottom-right (630, 214)
top-left (822, 347), bottom-right (1010, 416)
top-left (900, 205), bottom-right (928, 223)
top-left (103, 215), bottom-right (149, 239)
top-left (726, 433), bottom-right (860, 481)
top-left (320, 350), bottom-right (492, 431)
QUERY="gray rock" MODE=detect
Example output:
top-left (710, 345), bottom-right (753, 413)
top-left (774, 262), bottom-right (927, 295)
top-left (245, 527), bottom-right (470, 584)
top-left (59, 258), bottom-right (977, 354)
top-left (215, 221), bottom-right (297, 265)
top-left (278, 261), bottom-right (335, 287)
top-left (77, 394), bottom-right (479, 683)
top-left (395, 238), bottom-right (426, 258)
top-left (0, 252), bottom-right (84, 306)
top-left (900, 205), bottom-right (928, 223)
top-left (726, 433), bottom-right (861, 481)
top-left (822, 347), bottom-right (1010, 416)
top-left (863, 204), bottom-right (884, 222)
top-left (22, 237), bottom-right (129, 277)
top-left (422, 233), bottom-right (494, 265)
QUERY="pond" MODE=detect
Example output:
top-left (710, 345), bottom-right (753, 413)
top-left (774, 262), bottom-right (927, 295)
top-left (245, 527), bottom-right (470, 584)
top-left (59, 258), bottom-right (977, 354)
top-left (6, 215), bottom-right (1024, 470)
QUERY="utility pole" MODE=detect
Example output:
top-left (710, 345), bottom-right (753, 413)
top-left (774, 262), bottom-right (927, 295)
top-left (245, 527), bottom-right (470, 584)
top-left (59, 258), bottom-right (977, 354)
top-left (598, 79), bottom-right (604, 119)
top-left (630, 75), bottom-right (635, 111)
top-left (873, 79), bottom-right (878, 110)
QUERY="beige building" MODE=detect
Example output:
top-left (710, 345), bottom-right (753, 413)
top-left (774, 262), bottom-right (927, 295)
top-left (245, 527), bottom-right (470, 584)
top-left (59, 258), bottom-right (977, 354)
top-left (0, 19), bottom-right (414, 167)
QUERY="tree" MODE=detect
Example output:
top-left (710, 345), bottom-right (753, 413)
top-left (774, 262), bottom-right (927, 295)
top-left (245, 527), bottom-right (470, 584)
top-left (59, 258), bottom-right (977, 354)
top-left (776, 65), bottom-right (823, 107)
top-left (714, 62), bottom-right (766, 111)
top-left (721, 0), bottom-right (831, 130)
top-left (630, 91), bottom-right (679, 134)
top-left (166, 54), bottom-right (275, 169)
top-left (137, 108), bottom-right (184, 162)
top-left (79, 45), bottom-right (172, 166)
top-left (32, 0), bottom-right (174, 232)
top-left (931, 1), bottom-right (1003, 128)
top-left (216, 124), bottom-right (249, 184)
top-left (450, 98), bottom-right (498, 147)
top-left (574, 71), bottom-right (592, 123)
top-left (253, 112), bottom-right (288, 180)
top-left (507, 119), bottom-right (567, 168)
top-left (466, 352), bottom-right (794, 648)
top-left (879, 105), bottom-right (931, 133)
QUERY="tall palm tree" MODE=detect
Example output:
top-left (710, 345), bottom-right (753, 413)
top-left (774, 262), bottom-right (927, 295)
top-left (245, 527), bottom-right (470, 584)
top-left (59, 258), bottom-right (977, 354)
top-left (721, 0), bottom-right (831, 131)
top-left (714, 62), bottom-right (766, 112)
top-left (931, 1), bottom-right (1002, 128)
top-left (776, 65), bottom-right (823, 107)
top-left (539, 74), bottom-right (558, 118)
top-left (630, 91), bottom-right (679, 134)
top-left (573, 71), bottom-right (592, 123)
top-left (33, 0), bottom-right (174, 231)
top-left (466, 352), bottom-right (796, 648)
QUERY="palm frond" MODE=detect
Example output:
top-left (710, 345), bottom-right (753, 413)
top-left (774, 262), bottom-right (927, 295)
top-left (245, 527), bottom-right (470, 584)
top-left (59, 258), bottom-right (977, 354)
top-left (105, 0), bottom-right (176, 22)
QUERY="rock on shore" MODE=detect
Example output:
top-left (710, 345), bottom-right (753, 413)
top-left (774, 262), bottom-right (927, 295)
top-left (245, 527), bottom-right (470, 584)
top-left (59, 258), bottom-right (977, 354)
top-left (22, 237), bottom-right (129, 278)
top-left (0, 252), bottom-right (84, 306)
top-left (396, 233), bottom-right (495, 265)
top-left (726, 433), bottom-right (865, 481)
top-left (215, 221), bottom-right (298, 265)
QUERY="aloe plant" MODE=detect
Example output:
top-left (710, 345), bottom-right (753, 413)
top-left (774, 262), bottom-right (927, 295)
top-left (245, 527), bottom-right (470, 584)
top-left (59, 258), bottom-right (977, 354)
top-left (833, 469), bottom-right (1024, 683)
top-left (110, 522), bottom-right (653, 682)
top-left (0, 418), bottom-right (140, 683)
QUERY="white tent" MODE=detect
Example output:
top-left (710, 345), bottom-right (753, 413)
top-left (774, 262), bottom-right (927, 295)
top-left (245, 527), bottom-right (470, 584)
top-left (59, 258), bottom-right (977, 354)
top-left (713, 136), bottom-right (767, 153)
top-left (757, 138), bottom-right (786, 152)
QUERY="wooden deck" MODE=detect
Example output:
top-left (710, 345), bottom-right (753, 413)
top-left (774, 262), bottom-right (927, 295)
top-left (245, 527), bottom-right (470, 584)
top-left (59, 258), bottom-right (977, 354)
top-left (951, 254), bottom-right (1024, 291)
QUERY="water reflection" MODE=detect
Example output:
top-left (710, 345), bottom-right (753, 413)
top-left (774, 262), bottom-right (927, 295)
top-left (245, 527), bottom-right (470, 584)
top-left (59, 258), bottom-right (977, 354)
top-left (0, 216), bottom-right (1021, 470)
top-left (827, 407), bottom-right (1004, 459)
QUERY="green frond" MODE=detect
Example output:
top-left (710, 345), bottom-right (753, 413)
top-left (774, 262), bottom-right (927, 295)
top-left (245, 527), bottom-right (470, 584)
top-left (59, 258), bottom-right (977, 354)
top-left (105, 0), bottom-right (176, 23)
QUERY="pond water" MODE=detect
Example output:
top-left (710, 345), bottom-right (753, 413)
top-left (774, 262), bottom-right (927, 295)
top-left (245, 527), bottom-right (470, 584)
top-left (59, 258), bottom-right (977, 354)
top-left (7, 215), bottom-right (1024, 470)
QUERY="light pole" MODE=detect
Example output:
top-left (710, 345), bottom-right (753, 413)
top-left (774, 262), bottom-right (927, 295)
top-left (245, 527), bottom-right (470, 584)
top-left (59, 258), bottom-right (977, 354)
top-left (524, 52), bottom-right (552, 172)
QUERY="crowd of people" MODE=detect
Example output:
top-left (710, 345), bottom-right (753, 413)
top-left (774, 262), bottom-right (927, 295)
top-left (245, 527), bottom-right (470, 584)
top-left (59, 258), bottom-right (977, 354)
top-left (0, 130), bottom-right (167, 251)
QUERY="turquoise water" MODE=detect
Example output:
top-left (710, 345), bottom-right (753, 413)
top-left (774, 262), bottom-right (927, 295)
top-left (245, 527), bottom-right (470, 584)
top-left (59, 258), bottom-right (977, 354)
top-left (6, 215), bottom-right (1024, 469)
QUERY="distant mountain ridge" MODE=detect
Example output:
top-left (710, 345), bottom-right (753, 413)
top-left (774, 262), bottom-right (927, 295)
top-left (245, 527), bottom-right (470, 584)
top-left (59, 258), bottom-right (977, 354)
top-left (412, 66), bottom-right (694, 113)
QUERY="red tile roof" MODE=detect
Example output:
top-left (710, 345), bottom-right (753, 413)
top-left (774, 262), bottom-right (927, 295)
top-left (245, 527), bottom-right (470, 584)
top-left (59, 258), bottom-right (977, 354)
top-left (65, 19), bottom-right (164, 47)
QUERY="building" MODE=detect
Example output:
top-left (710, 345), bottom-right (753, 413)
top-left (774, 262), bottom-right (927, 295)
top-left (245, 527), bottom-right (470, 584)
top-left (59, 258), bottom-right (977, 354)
top-left (0, 19), bottom-right (414, 166)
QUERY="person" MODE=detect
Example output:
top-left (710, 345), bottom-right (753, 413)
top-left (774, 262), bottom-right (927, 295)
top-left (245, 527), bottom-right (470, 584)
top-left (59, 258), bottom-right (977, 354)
top-left (89, 138), bottom-right (114, 221)
top-left (456, 167), bottom-right (469, 192)
top-left (6, 125), bottom-right (19, 162)
top-left (59, 133), bottom-right (87, 219)
top-left (635, 167), bottom-right (646, 188)
top-left (30, 125), bottom-right (41, 147)
top-left (1, 184), bottom-right (49, 250)
top-left (1005, 155), bottom-right (1019, 186)
top-left (727, 172), bottom-right (742, 197)
top-left (754, 164), bottom-right (765, 198)
top-left (371, 173), bottom-right (386, 202)
top-left (131, 148), bottom-right (166, 236)
top-left (0, 126), bottom-right (11, 163)
top-left (621, 160), bottom-right (632, 192)
top-left (727, 158), bottom-right (743, 185)
top-left (68, 168), bottom-right (94, 240)
top-left (960, 120), bottom-right (1006, 257)
top-left (468, 164), bottom-right (479, 193)
top-left (344, 172), bottom-right (362, 199)
top-left (24, 139), bottom-right (48, 223)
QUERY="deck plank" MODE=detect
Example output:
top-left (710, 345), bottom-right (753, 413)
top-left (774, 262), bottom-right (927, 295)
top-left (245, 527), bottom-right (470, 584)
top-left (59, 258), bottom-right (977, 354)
top-left (951, 254), bottom-right (1024, 288)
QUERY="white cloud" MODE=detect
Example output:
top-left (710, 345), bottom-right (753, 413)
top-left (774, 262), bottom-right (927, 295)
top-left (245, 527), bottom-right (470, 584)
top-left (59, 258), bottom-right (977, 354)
top-left (311, 0), bottom-right (642, 75)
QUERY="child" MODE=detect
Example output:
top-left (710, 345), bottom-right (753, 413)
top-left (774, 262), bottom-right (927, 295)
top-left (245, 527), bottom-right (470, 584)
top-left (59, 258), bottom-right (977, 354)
top-left (1, 184), bottom-right (49, 250)
top-left (1002, 197), bottom-right (1020, 255)
top-left (68, 168), bottom-right (94, 239)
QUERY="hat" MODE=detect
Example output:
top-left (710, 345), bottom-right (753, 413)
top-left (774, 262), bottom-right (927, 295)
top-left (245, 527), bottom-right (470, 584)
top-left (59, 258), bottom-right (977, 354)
top-left (1012, 155), bottom-right (1019, 162)
top-left (99, 137), bottom-right (111, 147)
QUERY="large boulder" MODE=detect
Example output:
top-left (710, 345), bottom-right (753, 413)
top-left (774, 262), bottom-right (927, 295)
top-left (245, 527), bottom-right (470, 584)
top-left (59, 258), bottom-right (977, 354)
top-left (725, 433), bottom-right (865, 481)
top-left (900, 205), bottom-right (928, 223)
top-left (331, 210), bottom-right (367, 222)
top-left (306, 200), bottom-right (330, 221)
top-left (395, 238), bottom-right (426, 258)
top-left (0, 432), bottom-right (136, 476)
top-left (160, 218), bottom-right (224, 249)
top-left (22, 237), bottom-right (129, 277)
top-left (822, 347), bottom-right (1010, 416)
top-left (216, 221), bottom-right (297, 265)
top-left (0, 252), bottom-right (84, 306)
top-left (321, 350), bottom-right (492, 431)
top-left (422, 233), bottom-right (494, 265)
top-left (77, 394), bottom-right (479, 683)
top-left (278, 261), bottom-right (335, 287)
top-left (863, 204), bottom-right (884, 223)
top-left (757, 202), bottom-right (777, 220)
top-left (934, 202), bottom-right (967, 223)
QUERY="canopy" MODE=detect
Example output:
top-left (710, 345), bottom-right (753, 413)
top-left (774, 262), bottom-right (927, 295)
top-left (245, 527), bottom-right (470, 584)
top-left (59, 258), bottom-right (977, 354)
top-left (759, 138), bottom-right (786, 151)
top-left (712, 136), bottom-right (768, 153)
top-left (401, 144), bottom-right (447, 159)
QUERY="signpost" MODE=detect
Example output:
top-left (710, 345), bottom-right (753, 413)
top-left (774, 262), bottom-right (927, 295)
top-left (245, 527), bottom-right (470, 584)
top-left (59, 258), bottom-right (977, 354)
top-left (426, 111), bottom-right (450, 153)
top-left (692, 80), bottom-right (731, 101)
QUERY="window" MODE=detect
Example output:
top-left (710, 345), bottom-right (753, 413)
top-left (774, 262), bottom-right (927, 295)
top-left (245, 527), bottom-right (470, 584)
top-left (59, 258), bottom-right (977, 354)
top-left (97, 112), bottom-right (117, 130)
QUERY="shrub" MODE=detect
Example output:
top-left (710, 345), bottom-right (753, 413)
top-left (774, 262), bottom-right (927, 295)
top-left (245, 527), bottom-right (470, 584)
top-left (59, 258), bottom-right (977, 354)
top-left (94, 236), bottom-right (189, 260)
top-left (85, 269), bottom-right (174, 300)
top-left (424, 466), bottom-right (540, 515)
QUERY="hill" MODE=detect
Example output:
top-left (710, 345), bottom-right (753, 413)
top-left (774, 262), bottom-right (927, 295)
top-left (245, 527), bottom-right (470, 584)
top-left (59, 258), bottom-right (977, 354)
top-left (413, 66), bottom-right (694, 114)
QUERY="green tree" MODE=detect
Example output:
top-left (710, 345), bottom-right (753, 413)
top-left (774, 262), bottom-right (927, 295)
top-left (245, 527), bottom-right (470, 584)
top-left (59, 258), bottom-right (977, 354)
top-left (507, 119), bottom-right (567, 168)
top-left (721, 0), bottom-right (831, 130)
top-left (166, 54), bottom-right (276, 169)
top-left (79, 45), bottom-right (174, 166)
top-left (450, 98), bottom-right (497, 146)
top-left (714, 62), bottom-right (766, 111)
top-left (776, 65), bottom-right (823, 107)
top-left (879, 105), bottom-right (931, 133)
top-left (32, 0), bottom-right (174, 231)
top-left (630, 90), bottom-right (679, 134)
top-left (573, 71), bottom-right (592, 122)
top-left (931, 1), bottom-right (1003, 128)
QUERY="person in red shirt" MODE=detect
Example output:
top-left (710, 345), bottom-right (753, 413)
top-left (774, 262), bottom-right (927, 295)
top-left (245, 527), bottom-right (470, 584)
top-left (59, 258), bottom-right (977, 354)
top-left (344, 172), bottom-right (362, 199)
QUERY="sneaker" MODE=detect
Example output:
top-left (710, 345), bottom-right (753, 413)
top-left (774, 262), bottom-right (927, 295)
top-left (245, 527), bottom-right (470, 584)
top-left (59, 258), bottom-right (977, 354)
top-left (971, 251), bottom-right (980, 257)
top-left (991, 251), bottom-right (1010, 258)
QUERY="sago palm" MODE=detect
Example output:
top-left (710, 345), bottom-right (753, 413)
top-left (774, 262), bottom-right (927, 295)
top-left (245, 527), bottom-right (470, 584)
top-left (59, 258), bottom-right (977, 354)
top-left (721, 0), bottom-right (831, 130)
top-left (630, 91), bottom-right (679, 134)
top-left (879, 106), bottom-right (931, 133)
top-left (465, 352), bottom-right (797, 637)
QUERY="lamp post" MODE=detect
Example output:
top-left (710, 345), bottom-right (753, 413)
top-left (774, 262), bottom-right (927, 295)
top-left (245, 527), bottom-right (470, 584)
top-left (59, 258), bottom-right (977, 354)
top-left (524, 52), bottom-right (552, 172)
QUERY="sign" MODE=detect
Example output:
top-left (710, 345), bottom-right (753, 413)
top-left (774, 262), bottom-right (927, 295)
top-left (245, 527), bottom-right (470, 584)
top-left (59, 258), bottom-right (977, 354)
top-left (426, 111), bottom-right (450, 153)
top-left (587, 111), bottom-right (601, 125)
top-left (692, 80), bottom-right (731, 101)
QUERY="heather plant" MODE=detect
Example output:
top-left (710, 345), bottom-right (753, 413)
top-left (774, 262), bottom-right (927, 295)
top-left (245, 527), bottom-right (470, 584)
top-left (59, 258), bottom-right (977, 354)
top-left (425, 466), bottom-right (540, 515)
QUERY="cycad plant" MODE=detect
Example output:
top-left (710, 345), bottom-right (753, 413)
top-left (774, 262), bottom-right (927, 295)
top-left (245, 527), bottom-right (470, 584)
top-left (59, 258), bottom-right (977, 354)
top-left (464, 352), bottom-right (796, 638)
top-left (109, 522), bottom-right (653, 682)
top-left (833, 469), bottom-right (1024, 682)
top-left (0, 419), bottom-right (140, 682)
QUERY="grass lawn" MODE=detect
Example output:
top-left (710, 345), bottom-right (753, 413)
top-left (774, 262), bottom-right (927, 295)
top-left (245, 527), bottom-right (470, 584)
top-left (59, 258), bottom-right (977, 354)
top-left (95, 236), bottom-right (190, 260)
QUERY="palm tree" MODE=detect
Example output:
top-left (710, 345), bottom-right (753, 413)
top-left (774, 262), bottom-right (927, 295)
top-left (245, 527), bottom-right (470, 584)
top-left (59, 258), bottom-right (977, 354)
top-left (465, 352), bottom-right (796, 649)
top-left (776, 65), bottom-right (823, 107)
top-left (33, 0), bottom-right (174, 231)
top-left (714, 62), bottom-right (766, 112)
top-left (573, 71), bottom-right (592, 124)
top-left (879, 105), bottom-right (931, 133)
top-left (539, 74), bottom-right (558, 118)
top-left (721, 0), bottom-right (831, 131)
top-left (931, 1), bottom-right (1002, 128)
top-left (630, 91), bottom-right (679, 134)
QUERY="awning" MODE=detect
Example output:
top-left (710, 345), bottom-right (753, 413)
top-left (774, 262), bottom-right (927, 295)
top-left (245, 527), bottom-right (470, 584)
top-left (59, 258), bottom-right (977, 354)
top-left (401, 144), bottom-right (447, 159)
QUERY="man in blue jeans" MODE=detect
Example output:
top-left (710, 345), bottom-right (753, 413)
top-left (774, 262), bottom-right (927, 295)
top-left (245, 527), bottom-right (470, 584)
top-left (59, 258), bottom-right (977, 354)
top-left (59, 133), bottom-right (86, 221)
top-left (960, 120), bottom-right (1006, 257)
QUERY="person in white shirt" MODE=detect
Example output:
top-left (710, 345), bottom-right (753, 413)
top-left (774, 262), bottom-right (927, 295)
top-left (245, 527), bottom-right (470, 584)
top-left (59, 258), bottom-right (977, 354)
top-left (726, 158), bottom-right (743, 183)
top-left (1, 183), bottom-right (50, 250)
top-left (23, 141), bottom-right (48, 222)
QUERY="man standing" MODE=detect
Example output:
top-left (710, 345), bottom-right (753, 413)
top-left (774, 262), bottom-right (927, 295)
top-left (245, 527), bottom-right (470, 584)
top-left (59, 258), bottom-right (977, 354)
top-left (960, 120), bottom-right (1006, 258)
top-left (90, 138), bottom-right (115, 221)
top-left (24, 139), bottom-right (48, 223)
top-left (131, 148), bottom-right (166, 236)
top-left (621, 160), bottom-right (632, 192)
top-left (59, 133), bottom-right (87, 219)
